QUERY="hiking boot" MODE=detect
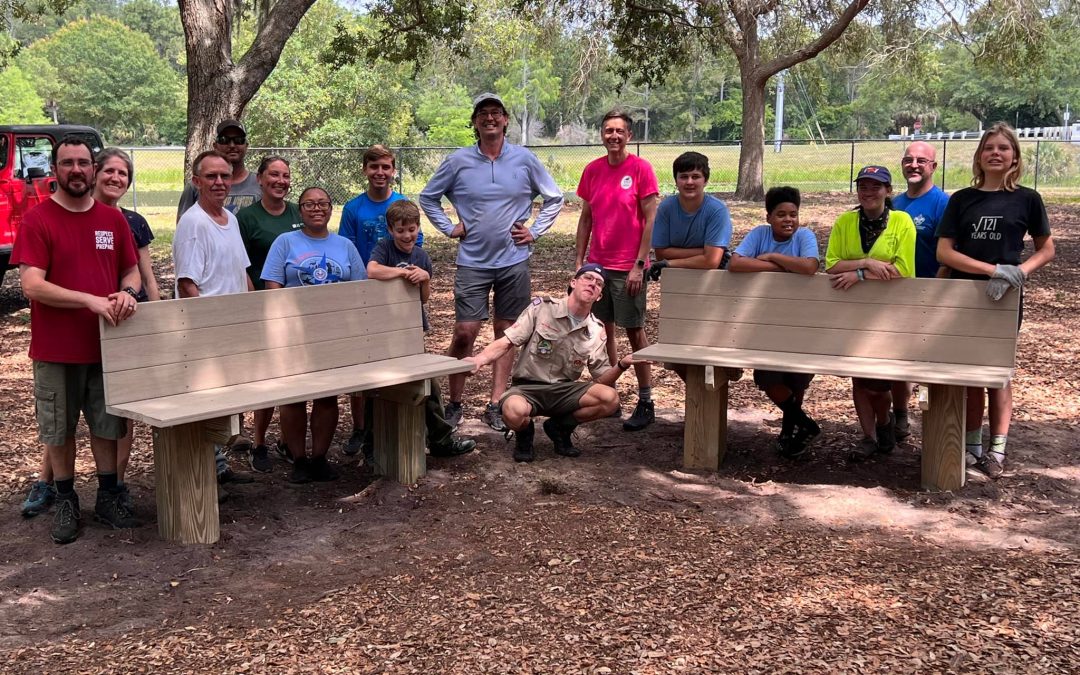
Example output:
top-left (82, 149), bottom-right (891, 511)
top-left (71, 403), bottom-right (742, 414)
top-left (781, 419), bottom-right (821, 459)
top-left (249, 444), bottom-right (273, 473)
top-left (622, 400), bottom-right (655, 432)
top-left (513, 422), bottom-right (535, 463)
top-left (21, 480), bottom-right (56, 518)
top-left (275, 441), bottom-right (293, 464)
top-left (483, 403), bottom-right (508, 433)
top-left (876, 413), bottom-right (896, 454)
top-left (290, 457), bottom-right (313, 484)
top-left (894, 413), bottom-right (911, 440)
top-left (848, 436), bottom-right (880, 462)
top-left (430, 437), bottom-right (477, 457)
top-left (217, 467), bottom-right (255, 484)
top-left (444, 402), bottom-right (463, 429)
top-left (116, 482), bottom-right (135, 514)
top-left (543, 418), bottom-right (581, 458)
top-left (344, 428), bottom-right (364, 456)
top-left (95, 488), bottom-right (137, 530)
top-left (976, 454), bottom-right (1005, 479)
top-left (308, 456), bottom-right (340, 482)
top-left (51, 495), bottom-right (81, 545)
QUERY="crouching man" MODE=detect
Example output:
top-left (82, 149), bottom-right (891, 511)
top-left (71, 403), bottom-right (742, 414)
top-left (465, 264), bottom-right (637, 462)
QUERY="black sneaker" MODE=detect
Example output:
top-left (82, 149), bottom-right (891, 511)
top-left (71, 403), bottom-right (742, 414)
top-left (217, 467), bottom-right (255, 484)
top-left (343, 428), bottom-right (364, 456)
top-left (444, 402), bottom-right (463, 429)
top-left (274, 441), bottom-right (293, 464)
top-left (308, 456), bottom-right (340, 482)
top-left (290, 457), bottom-right (313, 484)
top-left (513, 422), bottom-right (535, 463)
top-left (51, 495), bottom-right (81, 545)
top-left (876, 413), bottom-right (896, 454)
top-left (543, 418), bottom-right (581, 458)
top-left (249, 444), bottom-right (273, 473)
top-left (622, 400), bottom-right (655, 432)
top-left (94, 489), bottom-right (137, 529)
top-left (783, 417), bottom-right (821, 458)
top-left (483, 403), bottom-right (508, 432)
top-left (430, 437), bottom-right (477, 457)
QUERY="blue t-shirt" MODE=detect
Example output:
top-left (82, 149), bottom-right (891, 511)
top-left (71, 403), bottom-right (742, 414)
top-left (734, 225), bottom-right (819, 259)
top-left (893, 186), bottom-right (949, 278)
top-left (370, 238), bottom-right (434, 332)
top-left (652, 195), bottom-right (732, 250)
top-left (260, 230), bottom-right (367, 288)
top-left (338, 191), bottom-right (423, 264)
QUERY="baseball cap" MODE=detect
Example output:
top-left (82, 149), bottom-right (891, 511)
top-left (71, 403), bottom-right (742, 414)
top-left (855, 165), bottom-right (892, 184)
top-left (215, 119), bottom-right (246, 136)
top-left (568, 263), bottom-right (606, 294)
top-left (472, 92), bottom-right (506, 116)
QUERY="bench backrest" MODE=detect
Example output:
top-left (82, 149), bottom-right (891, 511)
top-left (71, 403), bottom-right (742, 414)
top-left (100, 280), bottom-right (424, 406)
top-left (657, 269), bottom-right (1019, 368)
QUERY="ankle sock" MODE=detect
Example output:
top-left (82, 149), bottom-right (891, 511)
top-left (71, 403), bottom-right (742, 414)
top-left (965, 429), bottom-right (983, 458)
top-left (989, 434), bottom-right (1007, 461)
top-left (97, 472), bottom-right (118, 492)
top-left (56, 476), bottom-right (76, 498)
top-left (638, 387), bottom-right (652, 403)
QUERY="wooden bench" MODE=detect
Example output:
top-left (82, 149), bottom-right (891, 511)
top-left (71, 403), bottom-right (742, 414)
top-left (635, 269), bottom-right (1020, 492)
top-left (99, 280), bottom-right (474, 544)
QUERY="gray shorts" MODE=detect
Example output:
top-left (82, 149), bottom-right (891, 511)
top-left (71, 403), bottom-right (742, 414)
top-left (591, 269), bottom-right (648, 329)
top-left (753, 369), bottom-right (814, 393)
top-left (33, 361), bottom-right (126, 446)
top-left (500, 380), bottom-right (594, 418)
top-left (454, 260), bottom-right (531, 322)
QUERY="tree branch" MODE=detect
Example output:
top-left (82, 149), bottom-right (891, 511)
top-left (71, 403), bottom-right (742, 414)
top-left (756, 0), bottom-right (870, 78)
top-left (234, 0), bottom-right (318, 103)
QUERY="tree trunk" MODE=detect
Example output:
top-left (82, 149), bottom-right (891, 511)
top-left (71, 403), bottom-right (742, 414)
top-left (735, 71), bottom-right (767, 201)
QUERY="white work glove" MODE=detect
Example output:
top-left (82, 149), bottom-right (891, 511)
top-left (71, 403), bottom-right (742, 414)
top-left (986, 264), bottom-right (1025, 301)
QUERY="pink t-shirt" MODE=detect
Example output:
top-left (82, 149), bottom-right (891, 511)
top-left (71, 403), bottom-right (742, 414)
top-left (576, 154), bottom-right (659, 271)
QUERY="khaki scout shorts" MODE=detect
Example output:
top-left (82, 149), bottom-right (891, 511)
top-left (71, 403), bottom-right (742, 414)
top-left (500, 381), bottom-right (594, 419)
top-left (33, 361), bottom-right (126, 446)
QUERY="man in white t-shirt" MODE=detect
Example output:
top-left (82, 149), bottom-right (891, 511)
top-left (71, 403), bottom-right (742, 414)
top-left (172, 150), bottom-right (255, 484)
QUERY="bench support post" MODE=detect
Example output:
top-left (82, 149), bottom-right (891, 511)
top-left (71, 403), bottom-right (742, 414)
top-left (152, 420), bottom-right (220, 544)
top-left (684, 366), bottom-right (728, 470)
top-left (921, 384), bottom-right (966, 492)
top-left (373, 395), bottom-right (427, 485)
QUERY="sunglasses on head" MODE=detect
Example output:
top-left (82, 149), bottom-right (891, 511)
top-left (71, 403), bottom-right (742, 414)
top-left (216, 134), bottom-right (247, 145)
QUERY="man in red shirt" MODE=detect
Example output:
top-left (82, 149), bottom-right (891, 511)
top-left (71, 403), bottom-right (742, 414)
top-left (12, 136), bottom-right (141, 545)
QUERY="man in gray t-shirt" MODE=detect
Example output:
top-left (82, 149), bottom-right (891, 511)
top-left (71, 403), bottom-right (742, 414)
top-left (176, 118), bottom-right (262, 221)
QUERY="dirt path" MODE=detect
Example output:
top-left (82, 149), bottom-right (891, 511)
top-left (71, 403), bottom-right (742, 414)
top-left (1, 194), bottom-right (1078, 672)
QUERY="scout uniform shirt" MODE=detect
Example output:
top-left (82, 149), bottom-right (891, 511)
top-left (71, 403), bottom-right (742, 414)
top-left (503, 296), bottom-right (613, 384)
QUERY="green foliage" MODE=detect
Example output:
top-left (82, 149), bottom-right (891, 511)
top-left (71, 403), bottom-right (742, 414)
top-left (0, 64), bottom-right (51, 123)
top-left (415, 82), bottom-right (474, 146)
top-left (1024, 142), bottom-right (1077, 182)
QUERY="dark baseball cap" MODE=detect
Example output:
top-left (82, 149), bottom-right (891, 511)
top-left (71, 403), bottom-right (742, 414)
top-left (568, 263), bottom-right (606, 294)
top-left (472, 92), bottom-right (507, 116)
top-left (855, 165), bottom-right (892, 184)
top-left (215, 119), bottom-right (246, 136)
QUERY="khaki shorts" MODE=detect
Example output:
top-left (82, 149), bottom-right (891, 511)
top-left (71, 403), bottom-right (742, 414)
top-left (33, 361), bottom-right (126, 446)
top-left (500, 380), bottom-right (594, 418)
top-left (591, 269), bottom-right (648, 328)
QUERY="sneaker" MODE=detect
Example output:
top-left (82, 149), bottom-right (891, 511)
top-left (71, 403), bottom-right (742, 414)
top-left (894, 413), bottom-right (911, 440)
top-left (482, 403), bottom-right (508, 433)
top-left (430, 437), bottom-right (477, 457)
top-left (876, 413), bottom-right (896, 454)
top-left (343, 429), bottom-right (364, 456)
top-left (21, 480), bottom-right (56, 518)
top-left (249, 445), bottom-right (274, 473)
top-left (965, 451), bottom-right (979, 467)
top-left (289, 457), bottom-right (313, 484)
top-left (225, 434), bottom-right (254, 454)
top-left (51, 495), bottom-right (81, 545)
top-left (622, 400), bottom-right (655, 432)
top-left (308, 456), bottom-right (340, 482)
top-left (976, 454), bottom-right (1005, 479)
top-left (543, 418), bottom-right (581, 458)
top-left (513, 422), bottom-right (535, 463)
top-left (116, 482), bottom-right (135, 514)
top-left (781, 420), bottom-right (821, 459)
top-left (274, 441), bottom-right (293, 464)
top-left (95, 489), bottom-right (138, 529)
top-left (848, 436), bottom-right (880, 462)
top-left (217, 467), bottom-right (255, 484)
top-left (444, 402), bottom-right (463, 429)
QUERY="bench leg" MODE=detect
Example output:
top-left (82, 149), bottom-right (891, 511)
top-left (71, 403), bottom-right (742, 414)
top-left (683, 365), bottom-right (728, 470)
top-left (373, 398), bottom-right (426, 485)
top-left (921, 384), bottom-right (966, 492)
top-left (152, 421), bottom-right (220, 544)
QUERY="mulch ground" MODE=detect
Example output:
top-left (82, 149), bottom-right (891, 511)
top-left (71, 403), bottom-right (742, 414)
top-left (0, 193), bottom-right (1078, 673)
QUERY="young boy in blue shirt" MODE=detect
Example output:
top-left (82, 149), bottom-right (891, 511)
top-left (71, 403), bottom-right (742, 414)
top-left (728, 186), bottom-right (820, 458)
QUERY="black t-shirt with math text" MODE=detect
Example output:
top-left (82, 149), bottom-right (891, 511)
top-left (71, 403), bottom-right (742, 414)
top-left (935, 185), bottom-right (1051, 280)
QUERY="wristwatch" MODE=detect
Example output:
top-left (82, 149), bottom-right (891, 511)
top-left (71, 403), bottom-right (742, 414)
top-left (122, 286), bottom-right (139, 299)
top-left (635, 259), bottom-right (646, 268)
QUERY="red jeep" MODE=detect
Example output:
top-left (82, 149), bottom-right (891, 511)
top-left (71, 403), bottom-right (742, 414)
top-left (0, 125), bottom-right (105, 283)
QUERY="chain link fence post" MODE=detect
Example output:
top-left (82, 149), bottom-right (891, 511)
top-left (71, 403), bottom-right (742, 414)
top-left (941, 139), bottom-right (947, 192)
top-left (849, 141), bottom-right (856, 192)
top-left (1034, 140), bottom-right (1041, 192)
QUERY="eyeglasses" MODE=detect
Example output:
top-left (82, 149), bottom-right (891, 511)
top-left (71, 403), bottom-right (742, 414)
top-left (300, 200), bottom-right (332, 210)
top-left (216, 135), bottom-right (247, 145)
top-left (475, 110), bottom-right (505, 119)
top-left (901, 157), bottom-right (934, 166)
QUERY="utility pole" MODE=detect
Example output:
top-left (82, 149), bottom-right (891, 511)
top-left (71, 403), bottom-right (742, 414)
top-left (774, 70), bottom-right (785, 153)
top-left (521, 58), bottom-right (530, 145)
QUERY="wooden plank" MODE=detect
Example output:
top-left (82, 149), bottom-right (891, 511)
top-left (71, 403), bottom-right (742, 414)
top-left (152, 421), bottom-right (219, 544)
top-left (634, 344), bottom-right (1013, 389)
top-left (658, 319), bottom-right (1017, 368)
top-left (101, 279), bottom-right (418, 339)
top-left (373, 397), bottom-right (426, 485)
top-left (369, 380), bottom-right (430, 406)
top-left (107, 354), bottom-right (476, 427)
top-left (103, 301), bottom-right (420, 372)
top-left (105, 327), bottom-right (426, 405)
top-left (661, 268), bottom-right (1020, 312)
top-left (660, 293), bottom-right (1018, 339)
top-left (921, 384), bottom-right (966, 492)
top-left (683, 366), bottom-right (727, 469)
top-left (202, 414), bottom-right (240, 446)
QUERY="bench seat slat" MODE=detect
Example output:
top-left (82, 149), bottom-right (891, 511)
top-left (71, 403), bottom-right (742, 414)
top-left (635, 344), bottom-right (1013, 389)
top-left (107, 354), bottom-right (475, 427)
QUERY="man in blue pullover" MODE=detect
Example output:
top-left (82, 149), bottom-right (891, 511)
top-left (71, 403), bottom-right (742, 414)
top-left (420, 92), bottom-right (563, 432)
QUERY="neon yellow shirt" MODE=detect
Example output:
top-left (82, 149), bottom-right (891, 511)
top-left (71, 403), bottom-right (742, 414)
top-left (824, 209), bottom-right (916, 278)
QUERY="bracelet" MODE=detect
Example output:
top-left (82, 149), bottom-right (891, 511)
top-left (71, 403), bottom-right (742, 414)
top-left (856, 268), bottom-right (865, 281)
top-left (122, 286), bottom-right (139, 299)
top-left (618, 359), bottom-right (630, 371)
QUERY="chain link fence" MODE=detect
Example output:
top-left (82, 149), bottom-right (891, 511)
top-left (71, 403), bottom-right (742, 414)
top-left (119, 139), bottom-right (1080, 212)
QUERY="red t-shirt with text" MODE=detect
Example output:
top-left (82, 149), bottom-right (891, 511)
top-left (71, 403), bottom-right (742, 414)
top-left (575, 154), bottom-right (659, 271)
top-left (11, 199), bottom-right (138, 363)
